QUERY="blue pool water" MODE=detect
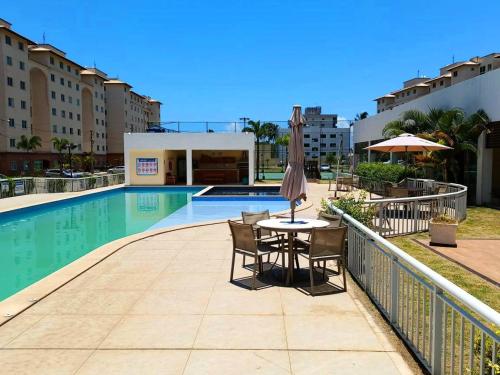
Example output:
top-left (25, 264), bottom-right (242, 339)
top-left (0, 187), bottom-right (289, 301)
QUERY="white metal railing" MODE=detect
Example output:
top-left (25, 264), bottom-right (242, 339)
top-left (363, 178), bottom-right (468, 237)
top-left (332, 205), bottom-right (500, 375)
top-left (0, 174), bottom-right (124, 198)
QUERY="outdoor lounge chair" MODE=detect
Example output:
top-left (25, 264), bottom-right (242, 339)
top-left (241, 210), bottom-right (284, 266)
top-left (228, 220), bottom-right (285, 290)
top-left (294, 226), bottom-right (348, 295)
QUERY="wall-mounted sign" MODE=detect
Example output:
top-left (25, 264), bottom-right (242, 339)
top-left (14, 180), bottom-right (25, 195)
top-left (136, 158), bottom-right (158, 176)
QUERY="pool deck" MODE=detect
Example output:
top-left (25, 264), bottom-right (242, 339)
top-left (0, 183), bottom-right (419, 374)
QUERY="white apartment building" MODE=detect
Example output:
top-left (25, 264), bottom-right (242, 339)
top-left (0, 19), bottom-right (162, 174)
top-left (353, 58), bottom-right (500, 206)
top-left (277, 107), bottom-right (350, 164)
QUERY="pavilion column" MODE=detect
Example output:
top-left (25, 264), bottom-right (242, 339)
top-left (476, 131), bottom-right (492, 205)
top-left (367, 141), bottom-right (372, 162)
top-left (186, 149), bottom-right (193, 185)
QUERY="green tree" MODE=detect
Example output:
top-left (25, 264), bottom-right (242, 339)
top-left (354, 112), bottom-right (369, 121)
top-left (65, 142), bottom-right (78, 175)
top-left (382, 108), bottom-right (445, 138)
top-left (16, 135), bottom-right (42, 152)
top-left (325, 152), bottom-right (338, 166)
top-left (275, 134), bottom-right (290, 170)
top-left (51, 137), bottom-right (69, 174)
top-left (242, 120), bottom-right (275, 180)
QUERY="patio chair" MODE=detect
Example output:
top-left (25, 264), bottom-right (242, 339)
top-left (241, 210), bottom-right (285, 266)
top-left (435, 185), bottom-right (448, 195)
top-left (228, 220), bottom-right (285, 290)
top-left (295, 226), bottom-right (348, 295)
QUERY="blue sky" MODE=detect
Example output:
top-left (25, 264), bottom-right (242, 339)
top-left (3, 0), bottom-right (500, 122)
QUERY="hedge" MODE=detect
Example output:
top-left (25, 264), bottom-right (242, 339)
top-left (355, 162), bottom-right (417, 184)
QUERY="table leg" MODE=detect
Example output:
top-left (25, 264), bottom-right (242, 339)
top-left (287, 233), bottom-right (294, 285)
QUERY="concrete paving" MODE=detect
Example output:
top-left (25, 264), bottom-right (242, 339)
top-left (0, 183), bottom-right (416, 374)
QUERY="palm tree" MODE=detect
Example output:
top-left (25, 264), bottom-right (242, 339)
top-left (65, 142), bottom-right (78, 176)
top-left (52, 137), bottom-right (69, 174)
top-left (382, 108), bottom-right (445, 138)
top-left (242, 120), bottom-right (269, 180)
top-left (16, 135), bottom-right (41, 152)
top-left (15, 135), bottom-right (42, 174)
top-left (275, 134), bottom-right (290, 170)
top-left (354, 112), bottom-right (369, 121)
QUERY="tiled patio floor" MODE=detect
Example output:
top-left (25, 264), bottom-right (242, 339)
top-left (0, 221), bottom-right (415, 374)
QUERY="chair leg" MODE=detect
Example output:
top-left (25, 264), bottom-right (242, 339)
top-left (252, 257), bottom-right (258, 290)
top-left (230, 251), bottom-right (236, 282)
top-left (342, 258), bottom-right (347, 291)
top-left (323, 260), bottom-right (326, 279)
top-left (295, 254), bottom-right (300, 269)
top-left (309, 259), bottom-right (315, 296)
top-left (242, 254), bottom-right (246, 267)
top-left (258, 256), bottom-right (263, 274)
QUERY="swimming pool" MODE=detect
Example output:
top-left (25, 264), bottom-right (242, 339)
top-left (0, 186), bottom-right (289, 301)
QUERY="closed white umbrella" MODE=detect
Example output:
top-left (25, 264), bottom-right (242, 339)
top-left (280, 105), bottom-right (308, 222)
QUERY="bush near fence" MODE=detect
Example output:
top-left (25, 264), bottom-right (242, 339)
top-left (355, 162), bottom-right (419, 184)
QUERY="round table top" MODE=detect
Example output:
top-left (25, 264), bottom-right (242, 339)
top-left (256, 218), bottom-right (330, 233)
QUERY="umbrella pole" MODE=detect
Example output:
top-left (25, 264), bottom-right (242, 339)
top-left (290, 200), bottom-right (295, 223)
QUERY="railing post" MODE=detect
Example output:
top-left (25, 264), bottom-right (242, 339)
top-left (390, 255), bottom-right (399, 324)
top-left (365, 239), bottom-right (374, 291)
top-left (431, 286), bottom-right (444, 375)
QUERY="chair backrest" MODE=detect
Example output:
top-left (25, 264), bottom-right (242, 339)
top-left (435, 185), bottom-right (447, 195)
top-left (309, 226), bottom-right (348, 259)
top-left (242, 210), bottom-right (271, 236)
top-left (228, 220), bottom-right (257, 254)
top-left (317, 211), bottom-right (343, 228)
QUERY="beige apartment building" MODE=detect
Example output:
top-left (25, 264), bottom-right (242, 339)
top-left (0, 19), bottom-right (161, 175)
top-left (375, 52), bottom-right (500, 113)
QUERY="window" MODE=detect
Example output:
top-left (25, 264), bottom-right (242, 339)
top-left (101, 132), bottom-right (104, 138)
top-left (7, 77), bottom-right (13, 86)
top-left (97, 145), bottom-right (100, 151)
top-left (101, 120), bottom-right (104, 125)
top-left (304, 143), bottom-right (310, 147)
top-left (67, 80), bottom-right (72, 88)
top-left (61, 110), bottom-right (66, 118)
top-left (50, 56), bottom-right (54, 65)
top-left (18, 41), bottom-right (24, 51)
top-left (53, 125), bottom-right (57, 133)
top-left (312, 138), bottom-right (318, 142)
top-left (61, 94), bottom-right (65, 102)
top-left (70, 128), bottom-right (73, 134)
top-left (101, 106), bottom-right (104, 113)
top-left (330, 134), bottom-right (336, 138)
top-left (51, 91), bottom-right (56, 99)
top-left (320, 152), bottom-right (326, 156)
top-left (62, 126), bottom-right (66, 134)
top-left (8, 118), bottom-right (15, 127)
top-left (5, 35), bottom-right (12, 45)
top-left (304, 134), bottom-right (310, 138)
top-left (60, 77), bottom-right (65, 85)
top-left (320, 143), bottom-right (326, 148)
top-left (67, 65), bottom-right (71, 72)
top-left (76, 99), bottom-right (80, 106)
top-left (76, 84), bottom-right (79, 91)
top-left (480, 66), bottom-right (486, 74)
top-left (77, 129), bottom-right (81, 136)
top-left (330, 143), bottom-right (336, 147)
top-left (96, 132), bottom-right (100, 138)
top-left (9, 139), bottom-right (16, 148)
top-left (95, 119), bottom-right (99, 125)
top-left (413, 89), bottom-right (416, 94)
top-left (453, 71), bottom-right (458, 77)
top-left (20, 80), bottom-right (26, 90)
top-left (6, 56), bottom-right (12, 65)
top-left (68, 96), bottom-right (72, 104)
top-left (95, 105), bottom-right (99, 111)
top-left (34, 160), bottom-right (43, 171)
top-left (77, 114), bottom-right (81, 121)
top-left (59, 61), bottom-right (64, 69)
top-left (51, 74), bottom-right (55, 82)
top-left (432, 82), bottom-right (436, 88)
top-left (19, 61), bottom-right (25, 70)
top-left (69, 112), bottom-right (73, 120)
top-left (320, 134), bottom-right (326, 138)
top-left (10, 160), bottom-right (17, 171)
top-left (488, 64), bottom-right (492, 71)
top-left (21, 100), bottom-right (26, 109)
top-left (21, 120), bottom-right (27, 128)
top-left (52, 108), bottom-right (57, 116)
top-left (8, 97), bottom-right (14, 107)
top-left (440, 80), bottom-right (444, 86)
top-left (95, 91), bottom-right (98, 98)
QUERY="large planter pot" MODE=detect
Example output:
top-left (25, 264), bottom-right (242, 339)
top-left (429, 219), bottom-right (458, 247)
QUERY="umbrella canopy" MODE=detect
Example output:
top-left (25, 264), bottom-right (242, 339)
top-left (365, 133), bottom-right (452, 152)
top-left (280, 105), bottom-right (308, 222)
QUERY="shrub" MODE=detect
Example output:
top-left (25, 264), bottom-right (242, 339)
top-left (355, 162), bottom-right (417, 184)
top-left (330, 190), bottom-right (375, 227)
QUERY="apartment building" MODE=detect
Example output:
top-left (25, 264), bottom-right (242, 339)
top-left (375, 53), bottom-right (500, 114)
top-left (0, 19), bottom-right (162, 174)
top-left (353, 54), bottom-right (500, 206)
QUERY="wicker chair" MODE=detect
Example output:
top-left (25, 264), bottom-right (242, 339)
top-left (296, 226), bottom-right (348, 295)
top-left (228, 220), bottom-right (285, 290)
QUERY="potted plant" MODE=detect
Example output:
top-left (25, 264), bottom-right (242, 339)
top-left (429, 214), bottom-right (458, 247)
top-left (319, 198), bottom-right (343, 225)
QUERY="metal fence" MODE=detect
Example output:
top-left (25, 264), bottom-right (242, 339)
top-left (360, 178), bottom-right (468, 237)
top-left (332, 205), bottom-right (500, 375)
top-left (0, 174), bottom-right (125, 198)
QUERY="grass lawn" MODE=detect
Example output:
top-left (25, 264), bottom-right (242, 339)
top-left (390, 207), bottom-right (500, 314)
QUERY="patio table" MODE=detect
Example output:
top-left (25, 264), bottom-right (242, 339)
top-left (256, 218), bottom-right (329, 285)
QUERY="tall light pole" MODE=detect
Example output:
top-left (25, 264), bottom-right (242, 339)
top-left (239, 117), bottom-right (249, 132)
